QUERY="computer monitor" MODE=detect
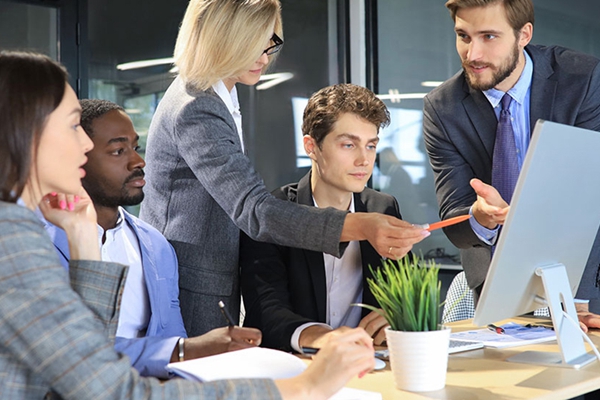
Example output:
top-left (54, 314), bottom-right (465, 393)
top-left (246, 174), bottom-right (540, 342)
top-left (473, 120), bottom-right (600, 368)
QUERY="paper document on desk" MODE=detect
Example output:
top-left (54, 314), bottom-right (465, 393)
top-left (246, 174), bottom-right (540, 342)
top-left (166, 347), bottom-right (306, 381)
top-left (166, 347), bottom-right (382, 399)
top-left (450, 322), bottom-right (556, 348)
top-left (330, 388), bottom-right (382, 400)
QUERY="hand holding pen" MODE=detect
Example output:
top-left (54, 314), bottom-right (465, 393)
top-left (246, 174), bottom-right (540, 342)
top-left (210, 300), bottom-right (261, 348)
top-left (173, 303), bottom-right (261, 360)
top-left (218, 300), bottom-right (236, 327)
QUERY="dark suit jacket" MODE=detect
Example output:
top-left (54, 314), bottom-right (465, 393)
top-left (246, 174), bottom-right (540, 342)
top-left (423, 44), bottom-right (600, 304)
top-left (240, 172), bottom-right (403, 351)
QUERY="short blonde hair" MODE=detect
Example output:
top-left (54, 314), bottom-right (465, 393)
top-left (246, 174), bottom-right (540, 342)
top-left (174, 0), bottom-right (283, 91)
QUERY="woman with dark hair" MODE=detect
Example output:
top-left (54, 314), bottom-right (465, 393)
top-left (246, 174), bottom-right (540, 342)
top-left (0, 50), bottom-right (375, 399)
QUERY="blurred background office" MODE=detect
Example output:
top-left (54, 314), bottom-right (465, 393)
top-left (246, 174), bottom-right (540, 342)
top-left (3, 0), bottom-right (599, 296)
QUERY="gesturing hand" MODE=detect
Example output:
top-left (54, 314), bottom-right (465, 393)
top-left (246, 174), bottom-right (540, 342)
top-left (470, 178), bottom-right (510, 229)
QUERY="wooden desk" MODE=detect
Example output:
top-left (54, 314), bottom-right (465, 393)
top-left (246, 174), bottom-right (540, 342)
top-left (344, 317), bottom-right (600, 399)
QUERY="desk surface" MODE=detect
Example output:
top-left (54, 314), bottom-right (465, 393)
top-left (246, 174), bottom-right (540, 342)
top-left (344, 317), bottom-right (600, 400)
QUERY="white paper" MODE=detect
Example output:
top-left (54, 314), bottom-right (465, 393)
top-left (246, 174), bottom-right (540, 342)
top-left (166, 347), bottom-right (383, 399)
top-left (330, 387), bottom-right (383, 400)
top-left (166, 347), bottom-right (307, 381)
top-left (450, 322), bottom-right (556, 348)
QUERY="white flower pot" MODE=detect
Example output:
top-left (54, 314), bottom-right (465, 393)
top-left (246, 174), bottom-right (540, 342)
top-left (385, 326), bottom-right (451, 392)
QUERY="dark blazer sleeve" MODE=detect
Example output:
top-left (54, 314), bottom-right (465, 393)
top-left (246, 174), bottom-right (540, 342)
top-left (240, 231), bottom-right (314, 352)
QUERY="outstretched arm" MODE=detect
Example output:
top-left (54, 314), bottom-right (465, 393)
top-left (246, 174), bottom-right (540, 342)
top-left (341, 213), bottom-right (429, 258)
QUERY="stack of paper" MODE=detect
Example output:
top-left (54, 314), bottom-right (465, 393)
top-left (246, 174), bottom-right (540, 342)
top-left (450, 322), bottom-right (556, 348)
top-left (166, 347), bottom-right (381, 399)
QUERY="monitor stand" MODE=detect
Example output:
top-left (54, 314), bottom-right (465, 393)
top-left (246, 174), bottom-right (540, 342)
top-left (508, 263), bottom-right (597, 369)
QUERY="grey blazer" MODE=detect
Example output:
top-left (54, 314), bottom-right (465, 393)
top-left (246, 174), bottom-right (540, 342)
top-left (423, 44), bottom-right (600, 304)
top-left (0, 201), bottom-right (280, 399)
top-left (140, 77), bottom-right (347, 336)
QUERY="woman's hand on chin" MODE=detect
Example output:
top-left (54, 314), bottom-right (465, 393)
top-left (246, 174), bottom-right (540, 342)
top-left (39, 188), bottom-right (96, 229)
top-left (39, 188), bottom-right (100, 261)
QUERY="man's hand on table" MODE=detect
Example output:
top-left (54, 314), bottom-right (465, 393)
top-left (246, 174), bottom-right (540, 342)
top-left (575, 302), bottom-right (600, 332)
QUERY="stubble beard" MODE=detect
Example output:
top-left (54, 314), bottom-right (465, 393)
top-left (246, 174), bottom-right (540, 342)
top-left (463, 41), bottom-right (520, 91)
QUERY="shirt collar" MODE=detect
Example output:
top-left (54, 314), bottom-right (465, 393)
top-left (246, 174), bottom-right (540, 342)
top-left (483, 50), bottom-right (533, 108)
top-left (312, 194), bottom-right (356, 213)
top-left (98, 207), bottom-right (126, 237)
top-left (211, 80), bottom-right (240, 115)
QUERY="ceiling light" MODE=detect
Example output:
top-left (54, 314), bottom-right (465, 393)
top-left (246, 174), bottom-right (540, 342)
top-left (377, 91), bottom-right (428, 104)
top-left (421, 81), bottom-right (444, 87)
top-left (256, 72), bottom-right (294, 90)
top-left (117, 57), bottom-right (174, 71)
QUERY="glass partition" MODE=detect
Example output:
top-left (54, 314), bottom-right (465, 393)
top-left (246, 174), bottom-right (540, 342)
top-left (0, 1), bottom-right (58, 59)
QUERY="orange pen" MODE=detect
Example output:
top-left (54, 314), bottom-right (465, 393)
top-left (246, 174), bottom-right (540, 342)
top-left (426, 214), bottom-right (471, 231)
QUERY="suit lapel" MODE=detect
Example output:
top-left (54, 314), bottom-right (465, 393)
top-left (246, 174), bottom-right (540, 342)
top-left (355, 193), bottom-right (384, 316)
top-left (527, 46), bottom-right (557, 134)
top-left (462, 80), bottom-right (498, 158)
top-left (123, 211), bottom-right (162, 333)
top-left (297, 172), bottom-right (328, 322)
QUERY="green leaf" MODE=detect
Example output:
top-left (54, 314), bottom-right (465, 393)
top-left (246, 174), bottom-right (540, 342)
top-left (355, 256), bottom-right (442, 332)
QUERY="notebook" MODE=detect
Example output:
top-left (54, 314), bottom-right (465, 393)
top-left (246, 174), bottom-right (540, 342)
top-left (166, 347), bottom-right (382, 399)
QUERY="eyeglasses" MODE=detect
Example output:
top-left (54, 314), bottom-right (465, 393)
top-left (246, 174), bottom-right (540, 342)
top-left (263, 33), bottom-right (283, 56)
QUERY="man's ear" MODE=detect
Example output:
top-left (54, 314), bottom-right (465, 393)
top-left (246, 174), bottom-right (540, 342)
top-left (518, 22), bottom-right (533, 48)
top-left (303, 135), bottom-right (318, 160)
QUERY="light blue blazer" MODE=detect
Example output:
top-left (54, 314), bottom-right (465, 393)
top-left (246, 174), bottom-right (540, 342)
top-left (43, 208), bottom-right (188, 378)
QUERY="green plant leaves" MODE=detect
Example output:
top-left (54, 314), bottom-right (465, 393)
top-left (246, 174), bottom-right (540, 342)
top-left (361, 255), bottom-right (441, 332)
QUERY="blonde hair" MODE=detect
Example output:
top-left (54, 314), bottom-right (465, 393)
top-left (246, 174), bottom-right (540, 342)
top-left (174, 0), bottom-right (283, 91)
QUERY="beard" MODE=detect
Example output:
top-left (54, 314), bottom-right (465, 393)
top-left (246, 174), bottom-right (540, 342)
top-left (463, 41), bottom-right (520, 91)
top-left (83, 170), bottom-right (145, 208)
top-left (91, 190), bottom-right (144, 208)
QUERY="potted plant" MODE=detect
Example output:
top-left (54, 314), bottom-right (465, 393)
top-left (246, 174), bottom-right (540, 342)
top-left (358, 255), bottom-right (450, 392)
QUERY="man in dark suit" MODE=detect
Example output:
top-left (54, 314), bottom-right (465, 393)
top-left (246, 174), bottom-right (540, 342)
top-left (423, 0), bottom-right (600, 325)
top-left (240, 84), bottom-right (412, 352)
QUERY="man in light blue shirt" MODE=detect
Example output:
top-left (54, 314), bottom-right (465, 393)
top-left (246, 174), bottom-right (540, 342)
top-left (423, 0), bottom-right (600, 326)
top-left (43, 99), bottom-right (261, 378)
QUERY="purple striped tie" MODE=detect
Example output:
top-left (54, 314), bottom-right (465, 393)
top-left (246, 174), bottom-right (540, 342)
top-left (491, 94), bottom-right (519, 204)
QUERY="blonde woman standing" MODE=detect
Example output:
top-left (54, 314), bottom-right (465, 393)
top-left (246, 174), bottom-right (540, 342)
top-left (141, 0), bottom-right (429, 337)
